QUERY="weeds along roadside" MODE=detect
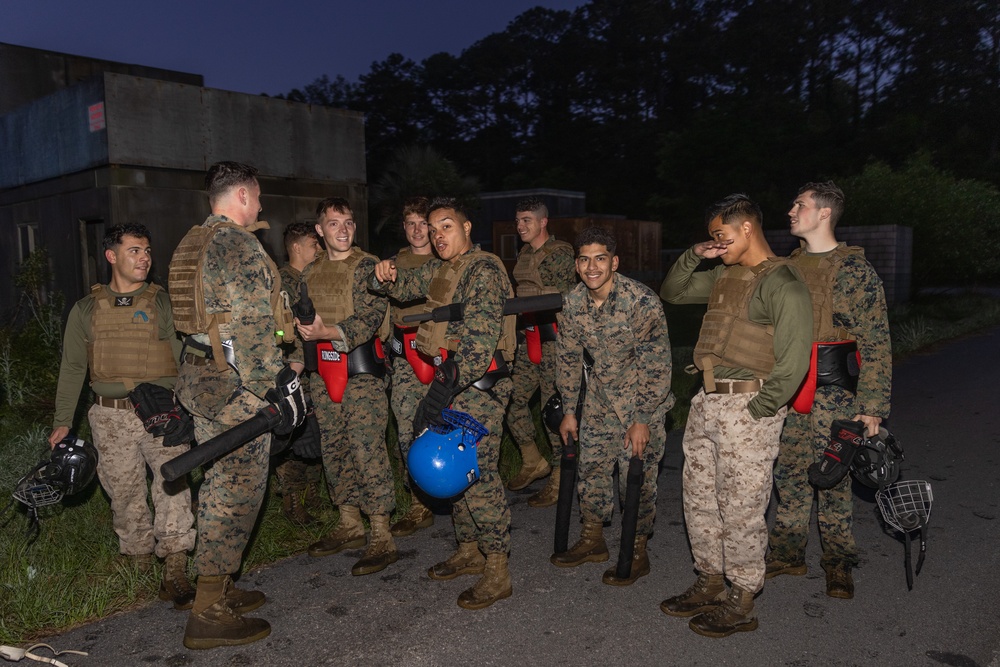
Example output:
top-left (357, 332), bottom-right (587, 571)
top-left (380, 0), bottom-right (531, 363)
top-left (1, 284), bottom-right (998, 645)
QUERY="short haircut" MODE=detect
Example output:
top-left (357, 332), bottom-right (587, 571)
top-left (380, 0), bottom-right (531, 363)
top-left (103, 222), bottom-right (151, 251)
top-left (316, 197), bottom-right (352, 220)
top-left (575, 226), bottom-right (617, 256)
top-left (206, 161), bottom-right (258, 205)
top-left (402, 196), bottom-right (430, 221)
top-left (283, 222), bottom-right (319, 253)
top-left (798, 180), bottom-right (845, 227)
top-left (705, 193), bottom-right (763, 228)
top-left (428, 196), bottom-right (469, 223)
top-left (515, 196), bottom-right (548, 219)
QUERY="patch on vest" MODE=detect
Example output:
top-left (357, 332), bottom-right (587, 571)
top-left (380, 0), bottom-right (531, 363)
top-left (321, 349), bottom-right (341, 362)
top-left (115, 296), bottom-right (134, 307)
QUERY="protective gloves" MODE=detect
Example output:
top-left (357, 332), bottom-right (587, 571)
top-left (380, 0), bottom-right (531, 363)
top-left (808, 418), bottom-right (865, 489)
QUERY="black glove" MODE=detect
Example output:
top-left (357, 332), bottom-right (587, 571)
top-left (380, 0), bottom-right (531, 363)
top-left (265, 366), bottom-right (307, 437)
top-left (129, 383), bottom-right (193, 447)
top-left (291, 398), bottom-right (322, 459)
top-left (808, 419), bottom-right (865, 489)
top-left (413, 358), bottom-right (460, 437)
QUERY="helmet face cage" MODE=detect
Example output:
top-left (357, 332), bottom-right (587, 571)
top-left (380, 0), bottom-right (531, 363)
top-left (851, 427), bottom-right (903, 489)
top-left (877, 480), bottom-right (933, 533)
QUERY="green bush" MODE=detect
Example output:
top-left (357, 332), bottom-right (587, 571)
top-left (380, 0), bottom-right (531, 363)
top-left (843, 154), bottom-right (1000, 287)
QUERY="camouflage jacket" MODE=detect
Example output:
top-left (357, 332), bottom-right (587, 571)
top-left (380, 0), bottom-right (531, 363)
top-left (373, 245), bottom-right (510, 386)
top-left (295, 251), bottom-right (387, 357)
top-left (278, 264), bottom-right (303, 310)
top-left (557, 274), bottom-right (675, 428)
top-left (199, 215), bottom-right (284, 398)
top-left (792, 245), bottom-right (892, 418)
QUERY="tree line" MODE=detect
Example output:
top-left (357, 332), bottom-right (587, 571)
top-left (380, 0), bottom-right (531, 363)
top-left (279, 0), bottom-right (1000, 285)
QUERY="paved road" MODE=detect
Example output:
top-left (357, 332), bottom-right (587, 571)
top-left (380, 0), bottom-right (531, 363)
top-left (36, 327), bottom-right (1000, 666)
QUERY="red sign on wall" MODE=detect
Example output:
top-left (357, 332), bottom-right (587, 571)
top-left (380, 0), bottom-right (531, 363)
top-left (88, 102), bottom-right (106, 132)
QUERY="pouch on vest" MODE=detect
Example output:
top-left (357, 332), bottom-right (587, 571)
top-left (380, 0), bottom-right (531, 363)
top-left (791, 340), bottom-right (861, 414)
top-left (391, 325), bottom-right (436, 385)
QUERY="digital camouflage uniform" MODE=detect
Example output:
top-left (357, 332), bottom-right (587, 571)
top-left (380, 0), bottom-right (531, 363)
top-left (556, 275), bottom-right (674, 535)
top-left (274, 263), bottom-right (323, 503)
top-left (376, 245), bottom-right (514, 555)
top-left (53, 284), bottom-right (195, 558)
top-left (297, 249), bottom-right (393, 517)
top-left (769, 245), bottom-right (891, 570)
top-left (661, 248), bottom-right (812, 593)
top-left (172, 215), bottom-right (285, 577)
top-left (507, 238), bottom-right (577, 464)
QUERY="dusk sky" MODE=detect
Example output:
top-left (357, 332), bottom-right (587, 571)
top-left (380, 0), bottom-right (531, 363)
top-left (1, 0), bottom-right (588, 96)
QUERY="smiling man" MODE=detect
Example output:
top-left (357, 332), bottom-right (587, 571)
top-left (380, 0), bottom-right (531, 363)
top-left (51, 222), bottom-right (196, 612)
top-left (553, 226), bottom-right (673, 586)
top-left (767, 181), bottom-right (892, 600)
top-left (659, 194), bottom-right (812, 638)
top-left (372, 196), bottom-right (516, 611)
top-left (295, 197), bottom-right (395, 577)
top-left (505, 197), bottom-right (576, 505)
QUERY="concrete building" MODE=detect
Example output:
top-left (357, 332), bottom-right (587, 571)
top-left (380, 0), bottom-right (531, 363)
top-left (0, 43), bottom-right (367, 318)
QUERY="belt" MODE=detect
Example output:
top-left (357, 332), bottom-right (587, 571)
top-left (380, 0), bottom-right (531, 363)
top-left (706, 379), bottom-right (764, 395)
top-left (95, 395), bottom-right (133, 409)
top-left (183, 353), bottom-right (211, 367)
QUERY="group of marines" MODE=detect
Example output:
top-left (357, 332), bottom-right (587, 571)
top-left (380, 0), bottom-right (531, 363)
top-left (50, 161), bottom-right (890, 649)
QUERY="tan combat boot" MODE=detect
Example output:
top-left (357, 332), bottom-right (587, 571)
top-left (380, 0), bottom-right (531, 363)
top-left (457, 553), bottom-right (513, 610)
top-left (688, 585), bottom-right (758, 637)
top-left (308, 505), bottom-right (366, 557)
top-left (428, 542), bottom-right (486, 580)
top-left (281, 486), bottom-right (317, 525)
top-left (550, 521), bottom-right (609, 567)
top-left (602, 535), bottom-right (650, 586)
top-left (527, 468), bottom-right (560, 508)
top-left (507, 445), bottom-right (551, 491)
top-left (390, 494), bottom-right (434, 537)
top-left (159, 551), bottom-right (196, 610)
top-left (352, 515), bottom-right (399, 575)
top-left (660, 572), bottom-right (727, 617)
top-left (183, 575), bottom-right (270, 650)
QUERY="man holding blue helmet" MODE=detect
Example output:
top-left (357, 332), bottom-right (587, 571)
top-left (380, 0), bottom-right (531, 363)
top-left (373, 197), bottom-right (516, 611)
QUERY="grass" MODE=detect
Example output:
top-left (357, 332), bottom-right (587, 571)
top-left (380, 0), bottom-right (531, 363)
top-left (1, 291), bottom-right (999, 645)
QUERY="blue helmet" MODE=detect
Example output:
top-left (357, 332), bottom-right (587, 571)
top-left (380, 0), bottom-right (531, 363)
top-left (407, 410), bottom-right (488, 499)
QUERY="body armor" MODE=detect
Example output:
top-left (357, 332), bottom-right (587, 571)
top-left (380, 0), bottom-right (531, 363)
top-left (87, 284), bottom-right (177, 390)
top-left (693, 259), bottom-right (785, 392)
top-left (512, 239), bottom-right (571, 364)
top-left (169, 218), bottom-right (292, 372)
top-left (415, 250), bottom-right (516, 363)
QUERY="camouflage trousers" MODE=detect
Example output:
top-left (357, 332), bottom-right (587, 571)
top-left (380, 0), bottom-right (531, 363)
top-left (389, 357), bottom-right (432, 468)
top-left (314, 373), bottom-right (394, 516)
top-left (87, 403), bottom-right (196, 558)
top-left (449, 377), bottom-right (513, 555)
top-left (506, 339), bottom-right (562, 461)
top-left (770, 385), bottom-right (859, 569)
top-left (176, 362), bottom-right (270, 577)
top-left (682, 387), bottom-right (786, 593)
top-left (578, 387), bottom-right (666, 536)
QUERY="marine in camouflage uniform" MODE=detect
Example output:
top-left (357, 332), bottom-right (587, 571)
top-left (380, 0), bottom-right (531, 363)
top-left (372, 197), bottom-right (515, 610)
top-left (384, 197), bottom-right (438, 537)
top-left (49, 222), bottom-right (195, 609)
top-left (767, 182), bottom-right (891, 600)
top-left (274, 223), bottom-right (324, 525)
top-left (295, 197), bottom-right (396, 576)
top-left (170, 162), bottom-right (287, 648)
top-left (505, 197), bottom-right (577, 507)
top-left (660, 194), bottom-right (812, 638)
top-left (553, 227), bottom-right (674, 586)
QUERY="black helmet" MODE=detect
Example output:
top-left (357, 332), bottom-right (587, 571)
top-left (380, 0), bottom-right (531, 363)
top-left (542, 393), bottom-right (564, 435)
top-left (851, 427), bottom-right (902, 490)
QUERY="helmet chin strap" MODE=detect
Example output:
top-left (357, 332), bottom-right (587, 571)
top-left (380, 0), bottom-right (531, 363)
top-left (877, 479), bottom-right (933, 590)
